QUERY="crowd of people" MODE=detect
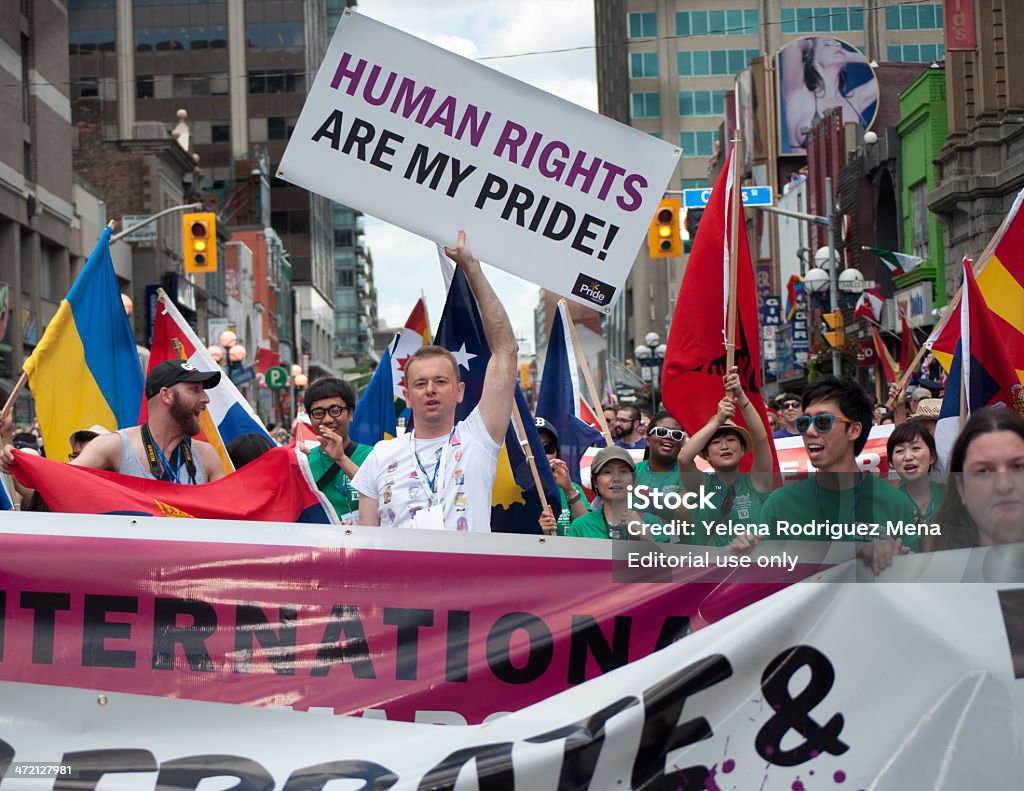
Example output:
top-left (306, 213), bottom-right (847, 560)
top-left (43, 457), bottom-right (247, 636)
top-left (0, 233), bottom-right (1021, 565)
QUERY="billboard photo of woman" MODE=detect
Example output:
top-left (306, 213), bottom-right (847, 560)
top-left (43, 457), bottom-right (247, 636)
top-left (778, 36), bottom-right (878, 155)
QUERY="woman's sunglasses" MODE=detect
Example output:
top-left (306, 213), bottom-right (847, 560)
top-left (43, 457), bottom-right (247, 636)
top-left (795, 414), bottom-right (854, 434)
top-left (649, 426), bottom-right (685, 441)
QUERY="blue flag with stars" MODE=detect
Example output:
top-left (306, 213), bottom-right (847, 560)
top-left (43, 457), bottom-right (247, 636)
top-left (434, 267), bottom-right (561, 534)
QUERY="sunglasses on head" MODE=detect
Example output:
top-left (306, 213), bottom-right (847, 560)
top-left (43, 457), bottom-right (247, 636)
top-left (649, 426), bottom-right (685, 441)
top-left (796, 414), bottom-right (854, 434)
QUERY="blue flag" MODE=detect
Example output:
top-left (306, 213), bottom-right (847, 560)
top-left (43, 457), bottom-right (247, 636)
top-left (350, 341), bottom-right (398, 445)
top-left (535, 303), bottom-right (605, 483)
top-left (0, 473), bottom-right (13, 511)
top-left (434, 268), bottom-right (560, 534)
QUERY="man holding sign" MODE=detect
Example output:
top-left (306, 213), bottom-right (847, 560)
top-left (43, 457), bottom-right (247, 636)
top-left (353, 232), bottom-right (516, 531)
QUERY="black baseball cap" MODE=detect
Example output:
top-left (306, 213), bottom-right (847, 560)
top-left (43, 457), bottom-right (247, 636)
top-left (145, 360), bottom-right (221, 399)
top-left (534, 416), bottom-right (558, 442)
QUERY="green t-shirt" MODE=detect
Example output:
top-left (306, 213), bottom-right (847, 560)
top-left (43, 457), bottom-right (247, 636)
top-left (633, 461), bottom-right (687, 542)
top-left (566, 508), bottom-right (671, 542)
top-left (898, 480), bottom-right (946, 522)
top-left (308, 442), bottom-right (372, 523)
top-left (690, 471), bottom-right (771, 547)
top-left (759, 473), bottom-right (922, 550)
top-left (556, 483), bottom-right (589, 537)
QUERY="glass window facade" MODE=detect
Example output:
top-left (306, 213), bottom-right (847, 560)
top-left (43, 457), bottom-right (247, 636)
top-left (630, 92), bottom-right (661, 119)
top-left (678, 90), bottom-right (726, 116)
top-left (679, 130), bottom-right (717, 158)
top-left (781, 7), bottom-right (865, 34)
top-left (678, 49), bottom-right (759, 77)
top-left (627, 12), bottom-right (657, 39)
top-left (676, 9), bottom-right (758, 36)
top-left (629, 52), bottom-right (659, 79)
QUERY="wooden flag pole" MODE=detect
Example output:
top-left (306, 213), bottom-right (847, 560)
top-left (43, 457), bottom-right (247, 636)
top-left (725, 134), bottom-right (743, 370)
top-left (509, 404), bottom-right (549, 515)
top-left (0, 371), bottom-right (28, 424)
top-left (885, 342), bottom-right (930, 410)
top-left (559, 299), bottom-right (614, 446)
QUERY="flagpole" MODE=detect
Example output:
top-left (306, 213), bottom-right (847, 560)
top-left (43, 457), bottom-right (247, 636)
top-left (559, 299), bottom-right (614, 446)
top-left (884, 342), bottom-right (930, 410)
top-left (1, 226), bottom-right (116, 420)
top-left (509, 404), bottom-right (549, 515)
top-left (0, 371), bottom-right (28, 424)
top-left (725, 134), bottom-right (742, 370)
top-left (959, 362), bottom-right (967, 430)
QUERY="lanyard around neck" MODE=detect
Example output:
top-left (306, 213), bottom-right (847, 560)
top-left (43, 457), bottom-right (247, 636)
top-left (410, 429), bottom-right (454, 505)
top-left (141, 423), bottom-right (196, 484)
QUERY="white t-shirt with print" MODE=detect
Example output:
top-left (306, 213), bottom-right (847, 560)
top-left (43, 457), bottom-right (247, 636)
top-left (351, 407), bottom-right (500, 532)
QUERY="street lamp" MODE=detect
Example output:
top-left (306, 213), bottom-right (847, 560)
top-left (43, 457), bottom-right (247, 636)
top-left (634, 332), bottom-right (667, 413)
top-left (290, 363), bottom-right (308, 425)
top-left (207, 330), bottom-right (247, 374)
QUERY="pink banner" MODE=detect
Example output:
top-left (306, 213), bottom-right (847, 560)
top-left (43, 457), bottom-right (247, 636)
top-left (0, 521), bottom-right (791, 724)
top-left (945, 0), bottom-right (976, 52)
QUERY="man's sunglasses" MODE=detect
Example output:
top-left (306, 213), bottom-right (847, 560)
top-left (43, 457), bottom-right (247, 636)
top-left (649, 426), bottom-right (685, 441)
top-left (309, 405), bottom-right (349, 420)
top-left (780, 400), bottom-right (801, 409)
top-left (795, 414), bottom-right (854, 434)
top-left (541, 441), bottom-right (558, 454)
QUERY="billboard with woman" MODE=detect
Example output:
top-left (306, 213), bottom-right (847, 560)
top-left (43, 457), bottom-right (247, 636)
top-left (777, 36), bottom-right (878, 155)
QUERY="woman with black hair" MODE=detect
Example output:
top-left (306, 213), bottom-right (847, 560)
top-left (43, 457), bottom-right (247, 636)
top-left (886, 422), bottom-right (944, 526)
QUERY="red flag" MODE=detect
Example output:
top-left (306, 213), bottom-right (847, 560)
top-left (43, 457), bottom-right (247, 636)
top-left (662, 151), bottom-right (777, 474)
top-left (871, 327), bottom-right (897, 384)
top-left (11, 446), bottom-right (337, 523)
top-left (256, 346), bottom-right (281, 374)
top-left (899, 310), bottom-right (917, 374)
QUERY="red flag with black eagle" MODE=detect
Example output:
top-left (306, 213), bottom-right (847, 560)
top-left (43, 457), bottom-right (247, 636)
top-left (10, 446), bottom-right (337, 523)
top-left (661, 150), bottom-right (778, 474)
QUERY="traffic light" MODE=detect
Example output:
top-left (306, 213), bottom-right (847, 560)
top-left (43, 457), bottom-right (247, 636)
top-left (683, 208), bottom-right (703, 253)
top-left (183, 212), bottom-right (218, 273)
top-left (822, 311), bottom-right (844, 347)
top-left (648, 198), bottom-right (681, 258)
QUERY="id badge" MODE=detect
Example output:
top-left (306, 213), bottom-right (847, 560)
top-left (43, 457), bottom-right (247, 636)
top-left (412, 503), bottom-right (446, 531)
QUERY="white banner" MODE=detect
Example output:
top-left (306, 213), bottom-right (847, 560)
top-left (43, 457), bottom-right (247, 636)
top-left (1, 559), bottom-right (1021, 788)
top-left (278, 11), bottom-right (680, 312)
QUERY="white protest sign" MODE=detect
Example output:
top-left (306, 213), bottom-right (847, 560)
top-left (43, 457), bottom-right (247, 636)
top-left (1, 576), bottom-right (1020, 789)
top-left (278, 11), bottom-right (680, 312)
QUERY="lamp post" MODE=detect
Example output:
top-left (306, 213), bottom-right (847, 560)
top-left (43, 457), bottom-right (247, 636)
top-left (634, 331), bottom-right (667, 413)
top-left (290, 364), bottom-right (308, 426)
top-left (207, 330), bottom-right (248, 380)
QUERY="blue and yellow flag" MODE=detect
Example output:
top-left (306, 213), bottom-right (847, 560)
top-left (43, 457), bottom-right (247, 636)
top-left (23, 226), bottom-right (144, 461)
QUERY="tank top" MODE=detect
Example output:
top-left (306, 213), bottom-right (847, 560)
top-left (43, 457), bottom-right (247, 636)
top-left (116, 428), bottom-right (209, 484)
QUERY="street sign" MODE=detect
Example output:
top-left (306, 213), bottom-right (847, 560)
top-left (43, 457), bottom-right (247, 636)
top-left (683, 186), bottom-right (773, 209)
top-left (121, 215), bottom-right (156, 246)
top-left (229, 365), bottom-right (256, 386)
top-left (265, 366), bottom-right (288, 390)
top-left (839, 279), bottom-right (876, 292)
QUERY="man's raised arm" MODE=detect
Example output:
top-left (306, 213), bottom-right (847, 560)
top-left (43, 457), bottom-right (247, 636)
top-left (445, 230), bottom-right (518, 444)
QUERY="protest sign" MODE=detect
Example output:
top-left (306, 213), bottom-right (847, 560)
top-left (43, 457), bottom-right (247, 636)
top-left (278, 11), bottom-right (680, 311)
top-left (0, 571), bottom-right (1019, 789)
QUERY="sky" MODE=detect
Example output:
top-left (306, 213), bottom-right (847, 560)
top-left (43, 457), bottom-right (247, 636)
top-left (352, 0), bottom-right (598, 352)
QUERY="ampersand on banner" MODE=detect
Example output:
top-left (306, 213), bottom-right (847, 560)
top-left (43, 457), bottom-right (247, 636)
top-left (755, 645), bottom-right (849, 766)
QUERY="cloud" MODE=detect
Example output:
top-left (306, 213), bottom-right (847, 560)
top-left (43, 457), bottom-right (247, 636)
top-left (353, 0), bottom-right (598, 350)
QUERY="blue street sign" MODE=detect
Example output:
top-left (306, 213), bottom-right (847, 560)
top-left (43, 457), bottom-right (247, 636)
top-left (229, 365), bottom-right (257, 386)
top-left (683, 186), bottom-right (773, 209)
